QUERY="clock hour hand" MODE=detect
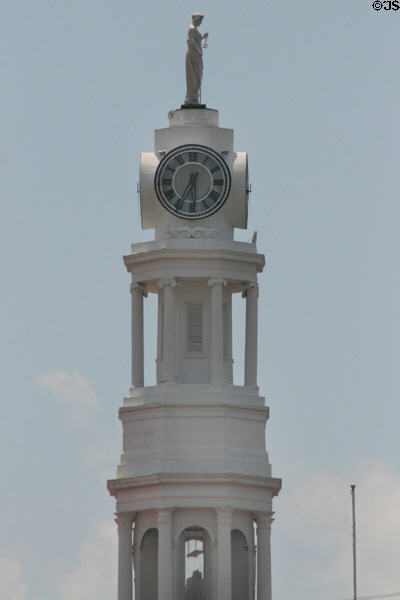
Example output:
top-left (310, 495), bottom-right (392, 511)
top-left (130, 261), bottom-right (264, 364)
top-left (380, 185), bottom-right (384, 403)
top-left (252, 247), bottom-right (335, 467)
top-left (176, 172), bottom-right (197, 210)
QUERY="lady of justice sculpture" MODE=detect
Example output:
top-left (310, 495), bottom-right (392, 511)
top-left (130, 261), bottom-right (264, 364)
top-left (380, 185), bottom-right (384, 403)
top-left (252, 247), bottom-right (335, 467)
top-left (184, 13), bottom-right (208, 106)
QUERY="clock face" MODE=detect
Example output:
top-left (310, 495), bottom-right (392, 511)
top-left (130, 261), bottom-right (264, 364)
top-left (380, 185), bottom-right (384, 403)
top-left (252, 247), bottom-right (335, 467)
top-left (154, 144), bottom-right (231, 220)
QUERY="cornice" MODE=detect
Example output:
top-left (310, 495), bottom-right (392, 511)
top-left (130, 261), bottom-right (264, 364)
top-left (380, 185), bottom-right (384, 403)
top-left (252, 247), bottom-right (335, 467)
top-left (107, 472), bottom-right (282, 496)
top-left (119, 400), bottom-right (268, 415)
top-left (123, 247), bottom-right (265, 271)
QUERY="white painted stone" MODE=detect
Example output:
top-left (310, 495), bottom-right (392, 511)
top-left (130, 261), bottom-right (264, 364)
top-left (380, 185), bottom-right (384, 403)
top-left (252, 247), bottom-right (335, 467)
top-left (130, 282), bottom-right (146, 388)
top-left (168, 107), bottom-right (218, 127)
top-left (109, 105), bottom-right (281, 600)
top-left (116, 512), bottom-right (134, 600)
top-left (140, 109), bottom-right (248, 235)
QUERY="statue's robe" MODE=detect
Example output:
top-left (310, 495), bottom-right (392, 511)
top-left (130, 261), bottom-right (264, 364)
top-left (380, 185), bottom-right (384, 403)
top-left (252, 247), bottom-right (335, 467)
top-left (185, 26), bottom-right (203, 105)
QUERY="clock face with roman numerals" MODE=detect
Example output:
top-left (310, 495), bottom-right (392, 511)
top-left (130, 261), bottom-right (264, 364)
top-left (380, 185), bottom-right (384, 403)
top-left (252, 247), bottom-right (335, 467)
top-left (154, 144), bottom-right (231, 220)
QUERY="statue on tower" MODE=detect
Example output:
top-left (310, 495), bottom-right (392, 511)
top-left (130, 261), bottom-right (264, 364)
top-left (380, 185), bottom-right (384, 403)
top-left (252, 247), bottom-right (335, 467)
top-left (185, 570), bottom-right (205, 600)
top-left (184, 13), bottom-right (208, 106)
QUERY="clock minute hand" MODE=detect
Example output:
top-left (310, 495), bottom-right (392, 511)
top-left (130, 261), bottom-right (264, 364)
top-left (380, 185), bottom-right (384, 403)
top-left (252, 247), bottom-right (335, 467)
top-left (190, 172), bottom-right (199, 212)
top-left (176, 173), bottom-right (196, 210)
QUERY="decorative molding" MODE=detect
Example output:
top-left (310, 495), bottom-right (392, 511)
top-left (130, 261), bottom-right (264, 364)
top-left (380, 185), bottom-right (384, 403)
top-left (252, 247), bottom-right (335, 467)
top-left (216, 507), bottom-right (233, 524)
top-left (115, 512), bottom-right (135, 532)
top-left (254, 511), bottom-right (274, 530)
top-left (158, 277), bottom-right (181, 289)
top-left (108, 473), bottom-right (282, 496)
top-left (130, 282), bottom-right (148, 297)
top-left (157, 507), bottom-right (173, 524)
top-left (207, 278), bottom-right (227, 288)
top-left (165, 224), bottom-right (217, 239)
top-left (242, 281), bottom-right (259, 298)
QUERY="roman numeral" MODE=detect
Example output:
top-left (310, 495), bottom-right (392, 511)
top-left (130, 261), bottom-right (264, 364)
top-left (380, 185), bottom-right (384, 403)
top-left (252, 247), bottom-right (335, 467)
top-left (165, 188), bottom-right (175, 201)
top-left (209, 190), bottom-right (220, 202)
top-left (163, 178), bottom-right (172, 186)
top-left (214, 179), bottom-right (224, 186)
top-left (175, 155), bottom-right (184, 165)
top-left (211, 166), bottom-right (220, 174)
top-left (188, 152), bottom-right (198, 162)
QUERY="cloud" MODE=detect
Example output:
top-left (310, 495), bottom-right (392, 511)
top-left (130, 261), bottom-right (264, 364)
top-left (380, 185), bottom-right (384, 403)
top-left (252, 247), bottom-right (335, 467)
top-left (0, 552), bottom-right (28, 600)
top-left (58, 521), bottom-right (117, 600)
top-left (277, 460), bottom-right (400, 599)
top-left (37, 371), bottom-right (98, 425)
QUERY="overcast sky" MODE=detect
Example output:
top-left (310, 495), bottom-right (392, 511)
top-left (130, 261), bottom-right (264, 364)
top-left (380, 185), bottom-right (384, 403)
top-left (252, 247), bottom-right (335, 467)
top-left (1, 1), bottom-right (399, 599)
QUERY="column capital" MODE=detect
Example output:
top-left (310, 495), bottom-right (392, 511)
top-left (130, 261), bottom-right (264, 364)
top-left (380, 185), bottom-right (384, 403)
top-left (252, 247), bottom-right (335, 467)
top-left (254, 511), bottom-right (274, 530)
top-left (157, 507), bottom-right (173, 525)
top-left (216, 507), bottom-right (233, 524)
top-left (158, 277), bottom-right (181, 289)
top-left (130, 282), bottom-right (148, 297)
top-left (115, 512), bottom-right (136, 531)
top-left (242, 281), bottom-right (259, 298)
top-left (207, 278), bottom-right (227, 288)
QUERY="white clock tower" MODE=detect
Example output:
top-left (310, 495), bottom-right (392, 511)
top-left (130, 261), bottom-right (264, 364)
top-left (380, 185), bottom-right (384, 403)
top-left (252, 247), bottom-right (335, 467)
top-left (107, 104), bottom-right (281, 600)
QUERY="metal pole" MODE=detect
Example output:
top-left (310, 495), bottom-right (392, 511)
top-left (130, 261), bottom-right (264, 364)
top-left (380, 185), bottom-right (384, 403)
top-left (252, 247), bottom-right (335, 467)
top-left (351, 484), bottom-right (357, 600)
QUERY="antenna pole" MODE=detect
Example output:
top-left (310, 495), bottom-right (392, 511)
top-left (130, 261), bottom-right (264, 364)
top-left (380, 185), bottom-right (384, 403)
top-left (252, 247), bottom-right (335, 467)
top-left (351, 484), bottom-right (357, 600)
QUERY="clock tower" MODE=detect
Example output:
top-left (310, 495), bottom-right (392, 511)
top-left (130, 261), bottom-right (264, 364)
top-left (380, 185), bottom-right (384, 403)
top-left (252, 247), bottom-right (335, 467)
top-left (107, 103), bottom-right (281, 600)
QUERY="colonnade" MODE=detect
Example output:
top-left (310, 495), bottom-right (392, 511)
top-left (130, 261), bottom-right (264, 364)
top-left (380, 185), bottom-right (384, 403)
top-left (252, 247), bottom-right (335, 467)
top-left (115, 509), bottom-right (274, 600)
top-left (130, 277), bottom-right (259, 389)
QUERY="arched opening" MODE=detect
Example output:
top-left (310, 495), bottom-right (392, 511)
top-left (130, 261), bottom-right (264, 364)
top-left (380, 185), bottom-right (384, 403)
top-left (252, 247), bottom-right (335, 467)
top-left (231, 529), bottom-right (249, 600)
top-left (179, 526), bottom-right (212, 600)
top-left (140, 528), bottom-right (158, 600)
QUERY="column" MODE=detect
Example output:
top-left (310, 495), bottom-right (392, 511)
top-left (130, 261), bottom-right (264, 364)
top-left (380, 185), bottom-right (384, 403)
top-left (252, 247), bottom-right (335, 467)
top-left (216, 507), bottom-right (232, 600)
top-left (248, 521), bottom-right (256, 600)
top-left (157, 508), bottom-right (173, 600)
top-left (242, 282), bottom-right (259, 388)
top-left (173, 536), bottom-right (186, 600)
top-left (210, 539), bottom-right (218, 600)
top-left (255, 512), bottom-right (273, 600)
top-left (204, 537), bottom-right (213, 600)
top-left (156, 289), bottom-right (163, 384)
top-left (158, 278), bottom-right (180, 383)
top-left (115, 512), bottom-right (135, 600)
top-left (208, 278), bottom-right (227, 384)
top-left (132, 522), bottom-right (141, 600)
top-left (130, 282), bottom-right (147, 388)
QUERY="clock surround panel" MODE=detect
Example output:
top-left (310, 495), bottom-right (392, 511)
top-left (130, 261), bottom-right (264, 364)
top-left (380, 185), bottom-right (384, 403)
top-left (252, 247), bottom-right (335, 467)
top-left (154, 144), bottom-right (231, 220)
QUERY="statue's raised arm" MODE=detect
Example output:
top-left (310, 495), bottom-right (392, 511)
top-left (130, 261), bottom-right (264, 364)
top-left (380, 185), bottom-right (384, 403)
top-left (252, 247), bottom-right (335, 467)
top-left (184, 14), bottom-right (208, 106)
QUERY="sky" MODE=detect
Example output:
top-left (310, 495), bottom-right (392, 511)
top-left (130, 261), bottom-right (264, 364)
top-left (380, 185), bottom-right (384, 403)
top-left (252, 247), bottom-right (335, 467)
top-left (1, 1), bottom-right (399, 599)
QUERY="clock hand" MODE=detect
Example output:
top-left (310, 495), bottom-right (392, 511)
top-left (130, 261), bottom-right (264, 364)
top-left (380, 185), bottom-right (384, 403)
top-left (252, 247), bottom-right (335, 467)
top-left (175, 174), bottom-right (194, 210)
top-left (176, 172), bottom-right (196, 210)
top-left (190, 172), bottom-right (199, 212)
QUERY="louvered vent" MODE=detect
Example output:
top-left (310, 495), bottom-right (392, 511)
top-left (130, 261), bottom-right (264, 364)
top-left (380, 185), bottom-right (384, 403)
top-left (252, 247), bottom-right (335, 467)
top-left (185, 302), bottom-right (203, 354)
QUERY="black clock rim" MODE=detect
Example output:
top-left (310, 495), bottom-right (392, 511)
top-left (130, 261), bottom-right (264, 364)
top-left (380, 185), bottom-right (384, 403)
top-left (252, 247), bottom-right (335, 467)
top-left (154, 143), bottom-right (231, 220)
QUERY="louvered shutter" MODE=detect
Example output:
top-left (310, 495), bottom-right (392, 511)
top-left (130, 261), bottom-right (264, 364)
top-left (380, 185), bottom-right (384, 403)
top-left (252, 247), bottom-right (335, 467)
top-left (185, 302), bottom-right (203, 354)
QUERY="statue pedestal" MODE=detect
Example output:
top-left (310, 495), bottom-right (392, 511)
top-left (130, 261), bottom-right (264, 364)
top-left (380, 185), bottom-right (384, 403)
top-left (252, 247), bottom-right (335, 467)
top-left (169, 107), bottom-right (218, 127)
top-left (181, 104), bottom-right (206, 109)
